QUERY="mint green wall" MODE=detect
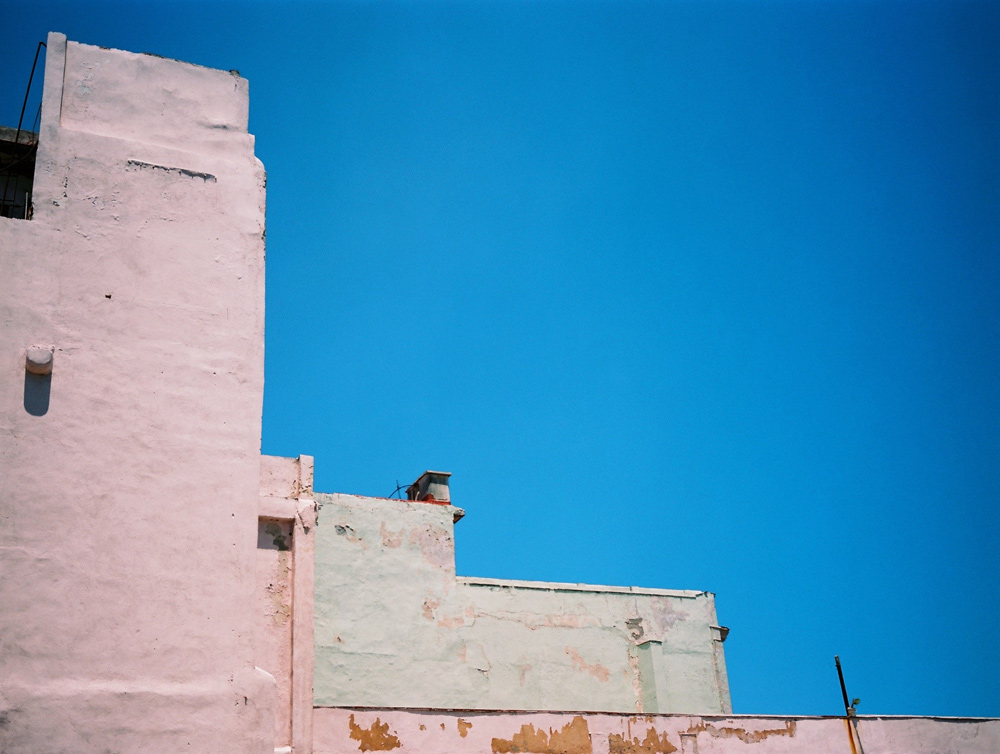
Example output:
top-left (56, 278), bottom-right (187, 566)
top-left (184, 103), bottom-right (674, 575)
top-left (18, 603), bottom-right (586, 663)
top-left (313, 492), bottom-right (730, 713)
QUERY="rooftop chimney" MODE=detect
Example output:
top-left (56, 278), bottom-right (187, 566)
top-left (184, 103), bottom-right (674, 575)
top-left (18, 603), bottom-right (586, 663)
top-left (406, 470), bottom-right (451, 503)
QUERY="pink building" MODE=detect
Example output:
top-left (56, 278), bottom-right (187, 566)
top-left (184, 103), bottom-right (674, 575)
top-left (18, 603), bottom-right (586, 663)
top-left (1, 33), bottom-right (996, 754)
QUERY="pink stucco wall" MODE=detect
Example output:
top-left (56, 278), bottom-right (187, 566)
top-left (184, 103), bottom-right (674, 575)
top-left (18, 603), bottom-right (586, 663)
top-left (257, 454), bottom-right (317, 753)
top-left (0, 34), bottom-right (270, 752)
top-left (313, 708), bottom-right (1000, 754)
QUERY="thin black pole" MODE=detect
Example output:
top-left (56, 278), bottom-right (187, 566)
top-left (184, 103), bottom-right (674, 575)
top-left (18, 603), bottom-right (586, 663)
top-left (835, 655), bottom-right (851, 713)
top-left (835, 656), bottom-right (859, 754)
top-left (13, 41), bottom-right (46, 145)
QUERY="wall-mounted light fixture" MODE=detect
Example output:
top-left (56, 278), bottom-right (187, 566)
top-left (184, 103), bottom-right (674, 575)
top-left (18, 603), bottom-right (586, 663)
top-left (25, 347), bottom-right (53, 375)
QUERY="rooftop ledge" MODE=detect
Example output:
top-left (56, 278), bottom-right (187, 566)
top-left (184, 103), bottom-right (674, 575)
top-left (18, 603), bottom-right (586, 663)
top-left (316, 706), bottom-right (1000, 722)
top-left (457, 576), bottom-right (709, 599)
top-left (0, 126), bottom-right (38, 145)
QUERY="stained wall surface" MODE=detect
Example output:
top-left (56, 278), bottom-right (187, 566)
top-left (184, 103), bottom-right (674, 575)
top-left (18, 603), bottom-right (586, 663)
top-left (257, 453), bottom-right (317, 753)
top-left (313, 708), bottom-right (1000, 754)
top-left (0, 34), bottom-right (271, 753)
top-left (313, 493), bottom-right (731, 714)
top-left (256, 516), bottom-right (295, 743)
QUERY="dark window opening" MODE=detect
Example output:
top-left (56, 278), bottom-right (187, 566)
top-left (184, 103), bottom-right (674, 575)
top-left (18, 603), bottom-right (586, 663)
top-left (0, 127), bottom-right (38, 220)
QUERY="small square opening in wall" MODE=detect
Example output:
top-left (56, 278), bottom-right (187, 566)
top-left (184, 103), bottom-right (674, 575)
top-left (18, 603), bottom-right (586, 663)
top-left (0, 127), bottom-right (37, 220)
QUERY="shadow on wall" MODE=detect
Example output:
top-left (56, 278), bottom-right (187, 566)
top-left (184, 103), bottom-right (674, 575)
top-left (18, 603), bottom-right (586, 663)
top-left (23, 371), bottom-right (50, 416)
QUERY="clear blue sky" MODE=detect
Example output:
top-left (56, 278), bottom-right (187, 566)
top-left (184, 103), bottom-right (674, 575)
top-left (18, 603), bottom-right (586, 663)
top-left (5, 0), bottom-right (998, 718)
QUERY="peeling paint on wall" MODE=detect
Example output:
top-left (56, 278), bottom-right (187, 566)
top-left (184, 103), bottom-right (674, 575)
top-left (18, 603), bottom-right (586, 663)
top-left (458, 718), bottom-right (473, 737)
top-left (648, 599), bottom-right (683, 638)
top-left (267, 553), bottom-right (292, 625)
top-left (627, 646), bottom-right (644, 712)
top-left (408, 524), bottom-right (452, 569)
top-left (312, 708), bottom-right (1000, 754)
top-left (422, 598), bottom-right (440, 621)
top-left (312, 492), bottom-right (730, 713)
top-left (566, 647), bottom-right (611, 682)
top-left (518, 662), bottom-right (532, 686)
top-left (492, 716), bottom-right (593, 754)
top-left (480, 609), bottom-right (602, 630)
top-left (422, 596), bottom-right (476, 628)
top-left (380, 522), bottom-right (403, 548)
top-left (334, 522), bottom-right (368, 552)
top-left (255, 517), bottom-right (294, 744)
top-left (125, 159), bottom-right (217, 183)
top-left (348, 714), bottom-right (402, 751)
top-left (683, 720), bottom-right (796, 743)
top-left (608, 729), bottom-right (677, 754)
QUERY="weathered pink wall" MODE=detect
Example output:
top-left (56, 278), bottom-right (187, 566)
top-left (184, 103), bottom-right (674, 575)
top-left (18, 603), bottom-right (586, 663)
top-left (257, 454), bottom-right (317, 753)
top-left (257, 517), bottom-right (295, 744)
top-left (0, 34), bottom-right (270, 752)
top-left (313, 708), bottom-right (1000, 754)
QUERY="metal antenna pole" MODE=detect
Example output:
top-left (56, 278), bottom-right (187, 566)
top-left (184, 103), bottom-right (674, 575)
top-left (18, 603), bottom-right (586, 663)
top-left (835, 655), bottom-right (860, 754)
top-left (835, 655), bottom-right (852, 715)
